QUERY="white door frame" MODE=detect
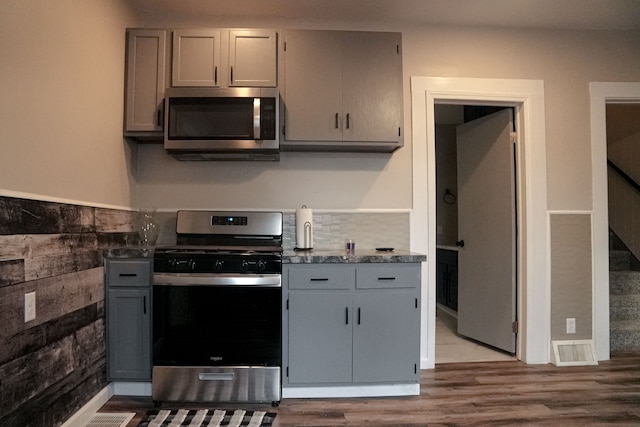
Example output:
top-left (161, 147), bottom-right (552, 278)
top-left (410, 77), bottom-right (549, 368)
top-left (590, 82), bottom-right (640, 361)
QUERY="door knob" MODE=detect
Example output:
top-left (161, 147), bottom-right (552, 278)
top-left (455, 240), bottom-right (465, 248)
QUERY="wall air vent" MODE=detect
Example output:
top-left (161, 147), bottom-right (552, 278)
top-left (85, 413), bottom-right (135, 427)
top-left (552, 340), bottom-right (598, 366)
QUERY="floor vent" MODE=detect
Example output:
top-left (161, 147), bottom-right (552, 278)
top-left (85, 413), bottom-right (135, 427)
top-left (552, 340), bottom-right (598, 366)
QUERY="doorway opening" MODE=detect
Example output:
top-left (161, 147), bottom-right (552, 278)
top-left (590, 82), bottom-right (640, 361)
top-left (411, 77), bottom-right (549, 369)
top-left (434, 104), bottom-right (517, 363)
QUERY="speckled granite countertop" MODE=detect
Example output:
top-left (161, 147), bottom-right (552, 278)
top-left (283, 249), bottom-right (426, 264)
top-left (105, 247), bottom-right (426, 264)
top-left (104, 247), bottom-right (154, 258)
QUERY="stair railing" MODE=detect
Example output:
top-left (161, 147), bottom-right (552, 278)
top-left (608, 159), bottom-right (640, 194)
top-left (608, 158), bottom-right (640, 262)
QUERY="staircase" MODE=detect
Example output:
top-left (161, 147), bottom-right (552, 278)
top-left (609, 231), bottom-right (640, 353)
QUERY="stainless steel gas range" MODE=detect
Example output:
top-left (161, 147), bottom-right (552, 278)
top-left (152, 210), bottom-right (283, 407)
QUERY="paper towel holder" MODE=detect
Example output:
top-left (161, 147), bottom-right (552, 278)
top-left (294, 205), bottom-right (314, 251)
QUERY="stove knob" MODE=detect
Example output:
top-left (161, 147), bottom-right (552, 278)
top-left (241, 260), bottom-right (250, 271)
top-left (188, 259), bottom-right (197, 271)
top-left (257, 260), bottom-right (267, 272)
top-left (214, 259), bottom-right (224, 271)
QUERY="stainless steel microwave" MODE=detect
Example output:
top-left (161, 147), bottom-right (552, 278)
top-left (164, 87), bottom-right (279, 161)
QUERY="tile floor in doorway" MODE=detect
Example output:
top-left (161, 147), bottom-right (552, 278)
top-left (435, 307), bottom-right (516, 363)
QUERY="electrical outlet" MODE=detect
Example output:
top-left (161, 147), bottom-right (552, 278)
top-left (566, 317), bottom-right (576, 334)
top-left (24, 291), bottom-right (36, 322)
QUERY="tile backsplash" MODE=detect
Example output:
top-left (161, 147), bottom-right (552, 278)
top-left (151, 210), bottom-right (411, 251)
top-left (283, 211), bottom-right (410, 250)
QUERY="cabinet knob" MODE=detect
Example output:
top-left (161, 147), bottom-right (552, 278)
top-left (455, 240), bottom-right (465, 248)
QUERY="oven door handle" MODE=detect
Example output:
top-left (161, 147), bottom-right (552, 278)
top-left (153, 273), bottom-right (282, 287)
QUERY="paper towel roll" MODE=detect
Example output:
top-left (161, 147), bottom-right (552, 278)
top-left (296, 206), bottom-right (313, 249)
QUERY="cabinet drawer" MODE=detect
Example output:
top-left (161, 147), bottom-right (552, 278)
top-left (288, 265), bottom-right (355, 289)
top-left (106, 259), bottom-right (151, 287)
top-left (356, 264), bottom-right (420, 289)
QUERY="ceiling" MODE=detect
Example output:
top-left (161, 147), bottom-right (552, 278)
top-left (132, 0), bottom-right (640, 30)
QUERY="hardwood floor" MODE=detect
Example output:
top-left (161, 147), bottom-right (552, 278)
top-left (100, 353), bottom-right (640, 426)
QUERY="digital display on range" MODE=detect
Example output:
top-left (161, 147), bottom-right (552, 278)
top-left (211, 216), bottom-right (248, 226)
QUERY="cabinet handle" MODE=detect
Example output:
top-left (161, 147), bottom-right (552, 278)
top-left (119, 273), bottom-right (138, 277)
top-left (346, 113), bottom-right (350, 129)
top-left (230, 66), bottom-right (233, 83)
top-left (357, 307), bottom-right (361, 325)
top-left (377, 277), bottom-right (396, 281)
top-left (143, 296), bottom-right (147, 314)
top-left (309, 278), bottom-right (329, 282)
top-left (345, 307), bottom-right (349, 325)
top-left (214, 66), bottom-right (218, 85)
top-left (335, 113), bottom-right (339, 129)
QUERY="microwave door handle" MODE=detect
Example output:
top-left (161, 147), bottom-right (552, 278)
top-left (253, 98), bottom-right (261, 139)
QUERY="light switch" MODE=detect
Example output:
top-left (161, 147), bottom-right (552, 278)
top-left (25, 291), bottom-right (36, 322)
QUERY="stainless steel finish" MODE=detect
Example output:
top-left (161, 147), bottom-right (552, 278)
top-left (176, 210), bottom-right (283, 236)
top-left (253, 97), bottom-right (261, 139)
top-left (152, 366), bottom-right (281, 403)
top-left (154, 273), bottom-right (281, 287)
top-left (171, 151), bottom-right (279, 161)
top-left (152, 209), bottom-right (283, 404)
top-left (165, 87), bottom-right (273, 98)
top-left (163, 87), bottom-right (279, 160)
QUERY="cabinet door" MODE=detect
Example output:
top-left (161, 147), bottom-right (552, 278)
top-left (288, 291), bottom-right (352, 383)
top-left (229, 29), bottom-right (277, 87)
top-left (125, 29), bottom-right (166, 132)
top-left (172, 29), bottom-right (221, 87)
top-left (342, 32), bottom-right (403, 143)
top-left (283, 30), bottom-right (343, 141)
top-left (353, 291), bottom-right (420, 383)
top-left (107, 289), bottom-right (151, 380)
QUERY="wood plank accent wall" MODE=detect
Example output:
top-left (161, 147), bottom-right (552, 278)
top-left (0, 196), bottom-right (138, 427)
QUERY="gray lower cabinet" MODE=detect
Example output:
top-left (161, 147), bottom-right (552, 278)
top-left (284, 263), bottom-right (420, 387)
top-left (105, 258), bottom-right (152, 381)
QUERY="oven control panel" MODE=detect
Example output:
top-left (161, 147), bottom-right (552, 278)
top-left (154, 252), bottom-right (282, 275)
top-left (211, 215), bottom-right (248, 226)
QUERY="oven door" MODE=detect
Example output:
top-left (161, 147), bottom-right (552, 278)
top-left (152, 273), bottom-right (282, 367)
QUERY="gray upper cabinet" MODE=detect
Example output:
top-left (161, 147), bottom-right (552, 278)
top-left (172, 28), bottom-right (277, 88)
top-left (282, 30), bottom-right (403, 152)
top-left (228, 29), bottom-right (277, 87)
top-left (124, 29), bottom-right (167, 134)
top-left (172, 29), bottom-right (221, 87)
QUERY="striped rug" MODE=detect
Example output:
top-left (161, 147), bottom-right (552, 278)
top-left (138, 409), bottom-right (277, 427)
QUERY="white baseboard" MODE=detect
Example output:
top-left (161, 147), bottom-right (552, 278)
top-left (60, 384), bottom-right (114, 427)
top-left (282, 383), bottom-right (420, 399)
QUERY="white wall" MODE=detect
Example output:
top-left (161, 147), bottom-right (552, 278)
top-left (0, 0), bottom-right (138, 208)
top-left (134, 13), bottom-right (640, 212)
top-left (4, 4), bottom-right (638, 213)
